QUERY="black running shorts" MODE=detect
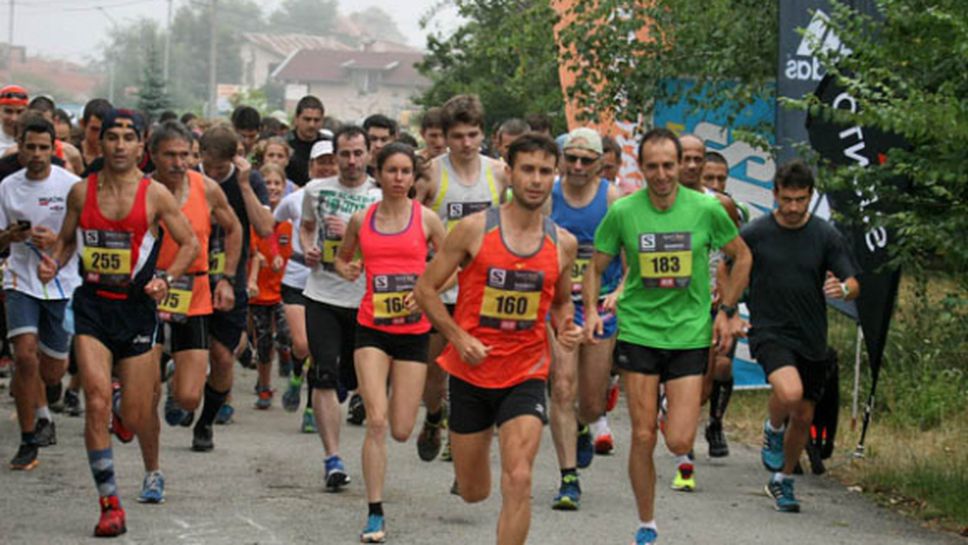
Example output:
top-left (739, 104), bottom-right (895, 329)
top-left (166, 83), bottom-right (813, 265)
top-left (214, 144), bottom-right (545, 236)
top-left (754, 341), bottom-right (833, 403)
top-left (354, 324), bottom-right (429, 363)
top-left (614, 341), bottom-right (709, 382)
top-left (448, 375), bottom-right (548, 434)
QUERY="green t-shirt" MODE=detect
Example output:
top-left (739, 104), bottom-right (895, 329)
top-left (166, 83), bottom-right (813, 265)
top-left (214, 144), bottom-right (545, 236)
top-left (594, 187), bottom-right (738, 349)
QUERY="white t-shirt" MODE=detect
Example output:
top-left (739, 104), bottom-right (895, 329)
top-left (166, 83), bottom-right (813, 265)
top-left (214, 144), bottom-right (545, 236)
top-left (274, 188), bottom-right (309, 290)
top-left (0, 131), bottom-right (16, 156)
top-left (300, 175), bottom-right (381, 308)
top-left (0, 165), bottom-right (81, 299)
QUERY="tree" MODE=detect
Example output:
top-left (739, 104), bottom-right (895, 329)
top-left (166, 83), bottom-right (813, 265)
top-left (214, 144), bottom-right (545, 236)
top-left (95, 18), bottom-right (165, 109)
top-left (137, 41), bottom-right (171, 121)
top-left (267, 0), bottom-right (338, 36)
top-left (348, 7), bottom-right (407, 44)
top-left (417, 0), bottom-right (567, 134)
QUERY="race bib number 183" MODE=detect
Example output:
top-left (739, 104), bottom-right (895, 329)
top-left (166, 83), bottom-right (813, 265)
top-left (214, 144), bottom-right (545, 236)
top-left (638, 232), bottom-right (692, 289)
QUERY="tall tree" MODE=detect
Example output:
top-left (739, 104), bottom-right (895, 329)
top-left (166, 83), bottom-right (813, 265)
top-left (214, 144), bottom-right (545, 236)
top-left (267, 0), bottom-right (338, 36)
top-left (417, 0), bottom-right (567, 134)
top-left (137, 40), bottom-right (171, 121)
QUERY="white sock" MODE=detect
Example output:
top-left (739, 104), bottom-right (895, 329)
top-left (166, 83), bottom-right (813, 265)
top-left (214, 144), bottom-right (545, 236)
top-left (674, 454), bottom-right (691, 468)
top-left (772, 472), bottom-right (788, 483)
top-left (36, 406), bottom-right (52, 421)
top-left (639, 520), bottom-right (658, 532)
top-left (765, 419), bottom-right (785, 433)
top-left (589, 415), bottom-right (608, 437)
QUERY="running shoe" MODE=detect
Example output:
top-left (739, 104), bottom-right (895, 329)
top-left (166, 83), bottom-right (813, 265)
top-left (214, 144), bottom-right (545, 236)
top-left (93, 495), bottom-right (126, 537)
top-left (254, 387), bottom-right (272, 410)
top-left (9, 442), bottom-right (39, 470)
top-left (282, 377), bottom-right (302, 413)
top-left (164, 389), bottom-right (192, 427)
top-left (551, 473), bottom-right (581, 510)
top-left (110, 382), bottom-right (134, 443)
top-left (137, 470), bottom-right (165, 504)
top-left (761, 420), bottom-right (785, 472)
top-left (439, 434), bottom-right (452, 462)
top-left (302, 408), bottom-right (317, 433)
top-left (64, 388), bottom-right (83, 416)
top-left (360, 513), bottom-right (386, 543)
top-left (191, 422), bottom-right (214, 452)
top-left (594, 431), bottom-right (614, 455)
top-left (633, 527), bottom-right (658, 545)
top-left (34, 418), bottom-right (57, 447)
top-left (347, 393), bottom-right (366, 425)
top-left (576, 425), bottom-right (594, 469)
top-left (705, 419), bottom-right (729, 458)
top-left (765, 476), bottom-right (801, 512)
top-left (671, 463), bottom-right (696, 492)
top-left (214, 403), bottom-right (234, 425)
top-left (47, 383), bottom-right (64, 413)
top-left (324, 455), bottom-right (350, 491)
top-left (416, 418), bottom-right (443, 462)
top-left (605, 375), bottom-right (620, 412)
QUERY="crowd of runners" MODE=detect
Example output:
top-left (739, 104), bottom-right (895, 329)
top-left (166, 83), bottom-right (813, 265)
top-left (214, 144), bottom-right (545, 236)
top-left (0, 82), bottom-right (860, 545)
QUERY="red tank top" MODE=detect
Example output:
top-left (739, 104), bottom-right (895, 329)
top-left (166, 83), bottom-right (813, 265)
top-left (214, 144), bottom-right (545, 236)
top-left (438, 207), bottom-right (560, 388)
top-left (78, 174), bottom-right (157, 300)
top-left (357, 200), bottom-right (430, 334)
top-left (250, 221), bottom-right (293, 306)
top-left (156, 170), bottom-right (212, 318)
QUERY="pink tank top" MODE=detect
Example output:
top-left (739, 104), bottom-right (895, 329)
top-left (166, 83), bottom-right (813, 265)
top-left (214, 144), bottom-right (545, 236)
top-left (357, 200), bottom-right (431, 334)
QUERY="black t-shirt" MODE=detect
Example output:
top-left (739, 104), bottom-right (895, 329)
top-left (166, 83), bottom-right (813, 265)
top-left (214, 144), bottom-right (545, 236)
top-left (207, 166), bottom-right (270, 284)
top-left (741, 213), bottom-right (859, 360)
top-left (0, 154), bottom-right (66, 182)
top-left (285, 130), bottom-right (321, 187)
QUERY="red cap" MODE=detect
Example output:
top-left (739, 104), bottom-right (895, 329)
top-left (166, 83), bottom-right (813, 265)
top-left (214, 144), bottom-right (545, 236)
top-left (0, 85), bottom-right (29, 107)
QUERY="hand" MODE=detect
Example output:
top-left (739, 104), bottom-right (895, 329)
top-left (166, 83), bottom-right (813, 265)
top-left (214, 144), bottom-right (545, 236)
top-left (144, 277), bottom-right (168, 303)
top-left (712, 311), bottom-right (735, 355)
top-left (37, 253), bottom-right (58, 283)
top-left (7, 224), bottom-right (30, 243)
top-left (324, 216), bottom-right (346, 239)
top-left (601, 291), bottom-right (620, 314)
top-left (233, 155), bottom-right (252, 186)
top-left (403, 291), bottom-right (419, 313)
top-left (823, 272), bottom-right (846, 299)
top-left (213, 278), bottom-right (236, 311)
top-left (304, 246), bottom-right (321, 268)
top-left (29, 225), bottom-right (57, 250)
top-left (583, 308), bottom-right (604, 344)
top-left (454, 332), bottom-right (491, 365)
top-left (339, 259), bottom-right (362, 282)
top-left (271, 255), bottom-right (284, 272)
top-left (247, 282), bottom-right (259, 299)
top-left (556, 316), bottom-right (584, 352)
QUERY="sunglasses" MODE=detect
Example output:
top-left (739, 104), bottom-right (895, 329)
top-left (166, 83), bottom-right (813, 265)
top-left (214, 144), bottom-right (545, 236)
top-left (564, 153), bottom-right (599, 165)
top-left (0, 92), bottom-right (28, 101)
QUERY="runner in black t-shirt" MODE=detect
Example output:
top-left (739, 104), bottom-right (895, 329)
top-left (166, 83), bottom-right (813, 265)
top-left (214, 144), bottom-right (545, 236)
top-left (740, 159), bottom-right (859, 513)
top-left (285, 96), bottom-right (325, 187)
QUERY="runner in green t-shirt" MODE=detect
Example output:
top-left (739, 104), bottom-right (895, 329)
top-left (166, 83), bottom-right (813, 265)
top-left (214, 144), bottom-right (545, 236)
top-left (581, 128), bottom-right (751, 545)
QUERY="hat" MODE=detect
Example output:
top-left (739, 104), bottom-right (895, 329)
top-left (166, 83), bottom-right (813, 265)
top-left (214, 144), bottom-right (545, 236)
top-left (99, 108), bottom-right (147, 140)
top-left (310, 140), bottom-right (334, 159)
top-left (0, 85), bottom-right (28, 107)
top-left (563, 127), bottom-right (603, 155)
top-left (269, 110), bottom-right (289, 126)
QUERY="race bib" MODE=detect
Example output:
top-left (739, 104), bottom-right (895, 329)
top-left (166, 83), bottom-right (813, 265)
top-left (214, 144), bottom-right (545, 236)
top-left (638, 232), bottom-right (693, 289)
top-left (157, 274), bottom-right (193, 323)
top-left (372, 273), bottom-right (420, 326)
top-left (570, 244), bottom-right (594, 299)
top-left (480, 267), bottom-right (543, 331)
top-left (321, 236), bottom-right (341, 271)
top-left (81, 229), bottom-right (132, 288)
top-left (208, 228), bottom-right (225, 280)
top-left (445, 201), bottom-right (491, 231)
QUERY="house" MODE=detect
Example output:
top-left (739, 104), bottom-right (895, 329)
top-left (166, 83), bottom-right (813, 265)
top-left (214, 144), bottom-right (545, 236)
top-left (271, 48), bottom-right (428, 121)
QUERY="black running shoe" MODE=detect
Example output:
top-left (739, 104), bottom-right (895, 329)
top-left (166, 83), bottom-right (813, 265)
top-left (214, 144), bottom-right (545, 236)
top-left (64, 389), bottom-right (83, 417)
top-left (34, 419), bottom-right (57, 447)
top-left (10, 442), bottom-right (39, 470)
top-left (191, 423), bottom-right (214, 452)
top-left (347, 393), bottom-right (366, 426)
top-left (705, 420), bottom-right (729, 458)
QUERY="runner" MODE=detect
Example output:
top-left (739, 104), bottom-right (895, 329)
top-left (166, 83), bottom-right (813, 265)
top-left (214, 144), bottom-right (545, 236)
top-left (417, 107), bottom-right (446, 162)
top-left (134, 121), bottom-right (242, 504)
top-left (362, 114), bottom-right (397, 176)
top-left (546, 127), bottom-right (623, 510)
top-left (1, 116), bottom-right (80, 470)
top-left (334, 142), bottom-right (446, 542)
top-left (742, 159), bottom-right (859, 512)
top-left (493, 118), bottom-right (531, 162)
top-left (414, 94), bottom-right (508, 463)
top-left (1, 85), bottom-right (29, 155)
top-left (285, 96), bottom-right (325, 187)
top-left (77, 99), bottom-right (113, 175)
top-left (582, 128), bottom-right (751, 545)
top-left (37, 109), bottom-right (199, 537)
top-left (300, 125), bottom-right (382, 490)
top-left (231, 106), bottom-right (262, 157)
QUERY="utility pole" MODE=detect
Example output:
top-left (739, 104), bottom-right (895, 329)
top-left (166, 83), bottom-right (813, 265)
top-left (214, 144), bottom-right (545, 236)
top-left (6, 0), bottom-right (14, 82)
top-left (98, 7), bottom-right (118, 104)
top-left (207, 0), bottom-right (218, 117)
top-left (163, 0), bottom-right (172, 82)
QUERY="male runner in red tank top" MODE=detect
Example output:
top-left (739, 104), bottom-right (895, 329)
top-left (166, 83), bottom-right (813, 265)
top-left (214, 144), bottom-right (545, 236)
top-left (415, 133), bottom-right (583, 545)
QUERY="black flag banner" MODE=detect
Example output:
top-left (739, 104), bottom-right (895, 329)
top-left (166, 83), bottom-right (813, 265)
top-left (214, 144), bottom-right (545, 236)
top-left (777, 0), bottom-right (903, 454)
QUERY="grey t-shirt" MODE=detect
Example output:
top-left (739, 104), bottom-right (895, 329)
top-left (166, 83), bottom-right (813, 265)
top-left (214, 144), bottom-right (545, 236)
top-left (741, 213), bottom-right (859, 360)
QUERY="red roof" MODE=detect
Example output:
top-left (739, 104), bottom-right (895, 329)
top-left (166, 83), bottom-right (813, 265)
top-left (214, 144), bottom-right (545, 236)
top-left (272, 49), bottom-right (428, 87)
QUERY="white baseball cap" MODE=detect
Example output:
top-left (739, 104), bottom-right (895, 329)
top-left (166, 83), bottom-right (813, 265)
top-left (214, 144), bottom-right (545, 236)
top-left (310, 140), bottom-right (334, 159)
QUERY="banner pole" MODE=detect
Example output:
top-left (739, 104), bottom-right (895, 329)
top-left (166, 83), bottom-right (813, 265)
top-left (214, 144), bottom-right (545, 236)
top-left (851, 325), bottom-right (863, 430)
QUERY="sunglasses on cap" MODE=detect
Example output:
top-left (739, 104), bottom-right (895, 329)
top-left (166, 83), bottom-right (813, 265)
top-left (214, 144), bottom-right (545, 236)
top-left (0, 91), bottom-right (28, 101)
top-left (564, 153), bottom-right (599, 165)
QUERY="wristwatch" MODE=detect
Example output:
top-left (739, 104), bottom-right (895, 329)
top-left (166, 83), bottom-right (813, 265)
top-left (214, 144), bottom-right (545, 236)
top-left (840, 282), bottom-right (850, 298)
top-left (718, 303), bottom-right (738, 318)
top-left (153, 271), bottom-right (172, 288)
top-left (222, 274), bottom-right (237, 287)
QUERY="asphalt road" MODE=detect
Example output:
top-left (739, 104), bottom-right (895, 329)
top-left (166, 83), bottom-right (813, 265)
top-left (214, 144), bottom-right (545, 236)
top-left (0, 369), bottom-right (962, 545)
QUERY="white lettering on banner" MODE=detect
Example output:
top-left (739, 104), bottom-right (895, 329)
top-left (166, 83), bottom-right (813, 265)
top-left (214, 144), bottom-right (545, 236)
top-left (784, 9), bottom-right (851, 82)
top-left (693, 121), bottom-right (775, 218)
top-left (866, 227), bottom-right (888, 252)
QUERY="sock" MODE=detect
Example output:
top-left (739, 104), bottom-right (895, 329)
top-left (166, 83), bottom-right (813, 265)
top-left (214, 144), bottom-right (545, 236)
top-left (290, 374), bottom-right (303, 387)
top-left (197, 383), bottom-right (228, 427)
top-left (368, 502), bottom-right (383, 517)
top-left (21, 431), bottom-right (36, 446)
top-left (36, 406), bottom-right (52, 421)
top-left (425, 409), bottom-right (443, 425)
top-left (766, 419), bottom-right (785, 433)
top-left (88, 448), bottom-right (119, 499)
top-left (710, 379), bottom-right (733, 421)
top-left (674, 454), bottom-right (692, 468)
top-left (306, 387), bottom-right (314, 409)
top-left (639, 520), bottom-right (658, 532)
top-left (560, 467), bottom-right (577, 479)
top-left (772, 472), bottom-right (788, 483)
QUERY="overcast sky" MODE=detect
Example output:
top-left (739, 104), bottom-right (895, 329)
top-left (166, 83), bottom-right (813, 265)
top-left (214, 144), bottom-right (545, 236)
top-left (4, 0), bottom-right (461, 64)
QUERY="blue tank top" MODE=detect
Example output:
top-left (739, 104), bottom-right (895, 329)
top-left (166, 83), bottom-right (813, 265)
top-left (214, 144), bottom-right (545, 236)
top-left (550, 178), bottom-right (622, 300)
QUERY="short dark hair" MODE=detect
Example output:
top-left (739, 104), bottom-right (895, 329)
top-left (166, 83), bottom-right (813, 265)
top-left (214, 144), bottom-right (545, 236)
top-left (158, 110), bottom-right (178, 123)
top-left (363, 114), bottom-right (398, 136)
top-left (395, 132), bottom-right (418, 148)
top-left (260, 116), bottom-right (282, 136)
top-left (637, 127), bottom-right (682, 164)
top-left (53, 108), bottom-right (72, 126)
top-left (441, 94), bottom-right (484, 134)
top-left (199, 123), bottom-right (240, 161)
top-left (704, 151), bottom-right (728, 167)
top-left (524, 113), bottom-right (551, 135)
top-left (420, 107), bottom-right (444, 132)
top-left (333, 125), bottom-right (369, 153)
top-left (774, 159), bottom-right (815, 192)
top-left (498, 118), bottom-right (530, 139)
top-left (17, 112), bottom-right (55, 143)
top-left (295, 95), bottom-right (324, 117)
top-left (149, 120), bottom-right (194, 155)
top-left (27, 95), bottom-right (55, 115)
top-left (82, 98), bottom-right (113, 124)
top-left (602, 136), bottom-right (622, 157)
top-left (180, 112), bottom-right (197, 125)
top-left (507, 132), bottom-right (559, 168)
top-left (231, 105), bottom-right (261, 132)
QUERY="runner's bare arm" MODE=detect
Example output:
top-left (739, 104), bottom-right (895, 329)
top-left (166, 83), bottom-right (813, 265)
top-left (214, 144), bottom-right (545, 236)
top-left (551, 229), bottom-right (582, 351)
top-left (713, 235), bottom-right (752, 353)
top-left (415, 158), bottom-right (440, 206)
top-left (38, 181), bottom-right (84, 282)
top-left (492, 157), bottom-right (510, 204)
top-left (299, 190), bottom-right (320, 267)
top-left (421, 205), bottom-right (457, 293)
top-left (235, 156), bottom-right (274, 237)
top-left (334, 210), bottom-right (363, 282)
top-left (149, 182), bottom-right (199, 280)
top-left (715, 193), bottom-right (741, 227)
top-left (581, 249), bottom-right (617, 342)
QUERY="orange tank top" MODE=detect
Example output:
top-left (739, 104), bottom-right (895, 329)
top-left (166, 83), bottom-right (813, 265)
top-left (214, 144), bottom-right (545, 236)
top-left (156, 170), bottom-right (212, 319)
top-left (249, 221), bottom-right (293, 305)
top-left (438, 207), bottom-right (560, 388)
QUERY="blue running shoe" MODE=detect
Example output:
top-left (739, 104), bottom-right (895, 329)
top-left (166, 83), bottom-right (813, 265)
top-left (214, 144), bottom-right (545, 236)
top-left (766, 476), bottom-right (801, 512)
top-left (633, 527), bottom-right (658, 545)
top-left (324, 455), bottom-right (350, 491)
top-left (551, 473), bottom-right (581, 510)
top-left (137, 470), bottom-right (165, 504)
top-left (214, 403), bottom-right (234, 425)
top-left (576, 425), bottom-right (594, 469)
top-left (164, 390), bottom-right (190, 427)
top-left (282, 377), bottom-right (302, 413)
top-left (761, 419), bottom-right (785, 472)
top-left (360, 513), bottom-right (386, 543)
